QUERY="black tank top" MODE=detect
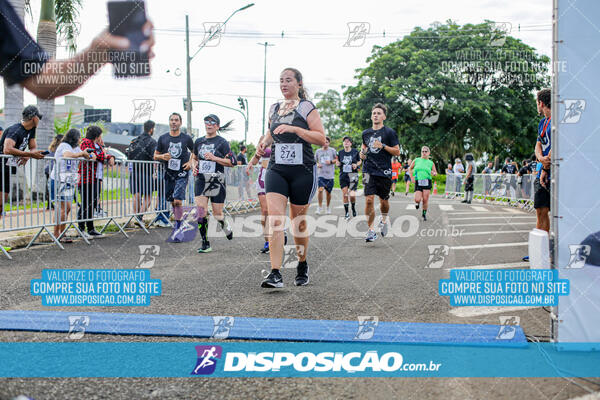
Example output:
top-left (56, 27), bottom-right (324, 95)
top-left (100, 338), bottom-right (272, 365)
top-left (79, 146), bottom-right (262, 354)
top-left (268, 99), bottom-right (316, 171)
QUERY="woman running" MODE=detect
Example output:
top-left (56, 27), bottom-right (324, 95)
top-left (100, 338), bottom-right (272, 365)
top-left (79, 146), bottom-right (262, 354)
top-left (192, 114), bottom-right (236, 253)
top-left (462, 153), bottom-right (476, 204)
top-left (410, 146), bottom-right (437, 221)
top-left (247, 138), bottom-right (272, 253)
top-left (257, 67), bottom-right (326, 288)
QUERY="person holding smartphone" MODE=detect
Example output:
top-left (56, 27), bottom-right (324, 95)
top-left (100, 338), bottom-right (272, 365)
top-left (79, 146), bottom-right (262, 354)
top-left (0, 0), bottom-right (155, 99)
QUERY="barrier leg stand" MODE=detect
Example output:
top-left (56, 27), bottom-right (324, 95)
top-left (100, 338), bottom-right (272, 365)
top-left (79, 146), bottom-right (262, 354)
top-left (100, 218), bottom-right (129, 238)
top-left (1, 245), bottom-right (12, 260)
top-left (72, 224), bottom-right (91, 245)
top-left (26, 226), bottom-right (64, 250)
top-left (134, 215), bottom-right (150, 234)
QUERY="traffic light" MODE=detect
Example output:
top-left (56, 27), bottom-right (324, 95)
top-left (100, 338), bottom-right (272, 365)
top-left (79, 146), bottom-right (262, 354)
top-left (238, 96), bottom-right (245, 110)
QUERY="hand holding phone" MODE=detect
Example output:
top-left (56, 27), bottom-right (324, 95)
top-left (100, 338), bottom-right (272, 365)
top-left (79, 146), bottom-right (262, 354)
top-left (107, 1), bottom-right (150, 78)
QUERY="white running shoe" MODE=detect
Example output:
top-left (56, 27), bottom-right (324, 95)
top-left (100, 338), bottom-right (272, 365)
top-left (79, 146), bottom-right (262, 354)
top-left (378, 220), bottom-right (388, 237)
top-left (326, 207), bottom-right (332, 214)
top-left (315, 207), bottom-right (321, 215)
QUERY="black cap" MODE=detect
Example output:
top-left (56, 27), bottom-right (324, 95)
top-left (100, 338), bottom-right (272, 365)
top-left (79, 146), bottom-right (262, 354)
top-left (22, 105), bottom-right (42, 120)
top-left (581, 231), bottom-right (600, 267)
top-left (342, 136), bottom-right (353, 144)
top-left (204, 114), bottom-right (220, 125)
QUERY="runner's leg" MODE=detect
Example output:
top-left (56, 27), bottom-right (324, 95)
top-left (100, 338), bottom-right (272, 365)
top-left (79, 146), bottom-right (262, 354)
top-left (266, 192), bottom-right (288, 270)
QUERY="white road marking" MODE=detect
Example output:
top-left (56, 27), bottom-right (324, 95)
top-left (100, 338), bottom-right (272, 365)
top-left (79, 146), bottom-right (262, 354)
top-left (449, 216), bottom-right (536, 221)
top-left (447, 212), bottom-right (511, 216)
top-left (503, 207), bottom-right (526, 214)
top-left (453, 222), bottom-right (534, 227)
top-left (445, 262), bottom-right (529, 270)
top-left (470, 206), bottom-right (489, 212)
top-left (450, 306), bottom-right (538, 318)
top-left (450, 242), bottom-right (528, 250)
top-left (439, 204), bottom-right (455, 211)
top-left (460, 230), bottom-right (529, 236)
top-left (406, 204), bottom-right (418, 210)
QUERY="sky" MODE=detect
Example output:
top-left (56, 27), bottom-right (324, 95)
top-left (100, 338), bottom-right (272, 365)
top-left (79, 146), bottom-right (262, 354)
top-left (3, 0), bottom-right (552, 144)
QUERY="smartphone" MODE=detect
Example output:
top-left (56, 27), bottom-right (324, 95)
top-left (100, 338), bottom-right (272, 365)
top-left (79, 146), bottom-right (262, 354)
top-left (86, 149), bottom-right (95, 154)
top-left (41, 151), bottom-right (50, 155)
top-left (107, 1), bottom-right (150, 78)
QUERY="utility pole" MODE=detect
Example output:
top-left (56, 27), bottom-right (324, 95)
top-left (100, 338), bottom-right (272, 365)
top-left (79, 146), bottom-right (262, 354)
top-left (185, 15), bottom-right (192, 135)
top-left (258, 42), bottom-right (274, 136)
top-left (184, 4), bottom-right (254, 136)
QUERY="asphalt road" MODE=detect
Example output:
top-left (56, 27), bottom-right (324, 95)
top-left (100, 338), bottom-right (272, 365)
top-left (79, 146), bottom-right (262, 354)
top-left (0, 191), bottom-right (591, 400)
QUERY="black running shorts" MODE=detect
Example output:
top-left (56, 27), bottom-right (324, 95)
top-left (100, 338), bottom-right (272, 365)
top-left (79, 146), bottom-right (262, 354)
top-left (534, 178), bottom-right (550, 209)
top-left (363, 173), bottom-right (392, 200)
top-left (265, 165), bottom-right (317, 205)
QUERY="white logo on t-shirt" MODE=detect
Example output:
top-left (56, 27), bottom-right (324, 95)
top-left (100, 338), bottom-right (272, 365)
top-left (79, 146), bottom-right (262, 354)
top-left (168, 142), bottom-right (182, 158)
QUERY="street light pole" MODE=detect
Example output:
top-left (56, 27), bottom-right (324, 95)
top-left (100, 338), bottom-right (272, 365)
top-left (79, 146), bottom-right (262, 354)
top-left (258, 42), bottom-right (274, 137)
top-left (185, 15), bottom-right (192, 135)
top-left (184, 4), bottom-right (254, 136)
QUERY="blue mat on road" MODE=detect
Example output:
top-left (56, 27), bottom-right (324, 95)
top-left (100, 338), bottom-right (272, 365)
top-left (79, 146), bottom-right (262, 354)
top-left (0, 310), bottom-right (527, 346)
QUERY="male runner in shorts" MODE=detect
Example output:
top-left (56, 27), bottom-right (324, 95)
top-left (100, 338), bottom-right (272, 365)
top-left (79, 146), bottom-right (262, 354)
top-left (360, 103), bottom-right (400, 242)
top-left (314, 137), bottom-right (337, 214)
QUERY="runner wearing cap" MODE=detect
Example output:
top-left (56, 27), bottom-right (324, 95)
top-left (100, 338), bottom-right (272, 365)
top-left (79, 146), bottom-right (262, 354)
top-left (258, 67), bottom-right (326, 288)
top-left (192, 114), bottom-right (236, 253)
top-left (336, 136), bottom-right (361, 219)
top-left (410, 146), bottom-right (437, 221)
top-left (360, 103), bottom-right (401, 242)
top-left (0, 105), bottom-right (46, 218)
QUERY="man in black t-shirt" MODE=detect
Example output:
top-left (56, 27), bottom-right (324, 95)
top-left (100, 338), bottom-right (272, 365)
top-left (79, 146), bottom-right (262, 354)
top-left (154, 113), bottom-right (194, 238)
top-left (127, 120), bottom-right (158, 222)
top-left (359, 103), bottom-right (400, 242)
top-left (337, 136), bottom-right (361, 219)
top-left (0, 105), bottom-right (46, 215)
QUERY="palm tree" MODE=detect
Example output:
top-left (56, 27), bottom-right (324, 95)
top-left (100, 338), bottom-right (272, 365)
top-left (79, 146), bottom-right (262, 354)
top-left (33, 0), bottom-right (81, 193)
top-left (3, 0), bottom-right (25, 127)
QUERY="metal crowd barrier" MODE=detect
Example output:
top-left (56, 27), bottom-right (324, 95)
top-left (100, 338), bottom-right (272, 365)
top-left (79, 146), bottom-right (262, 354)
top-left (0, 153), bottom-right (261, 259)
top-left (444, 173), bottom-right (536, 210)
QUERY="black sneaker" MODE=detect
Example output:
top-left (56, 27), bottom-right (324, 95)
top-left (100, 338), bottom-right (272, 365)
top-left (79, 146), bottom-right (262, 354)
top-left (415, 203), bottom-right (420, 210)
top-left (294, 262), bottom-right (309, 286)
top-left (345, 211), bottom-right (350, 219)
top-left (352, 208), bottom-right (357, 217)
top-left (261, 270), bottom-right (283, 288)
top-left (197, 241), bottom-right (212, 253)
top-left (88, 230), bottom-right (104, 238)
top-left (461, 199), bottom-right (468, 203)
top-left (422, 213), bottom-right (427, 221)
